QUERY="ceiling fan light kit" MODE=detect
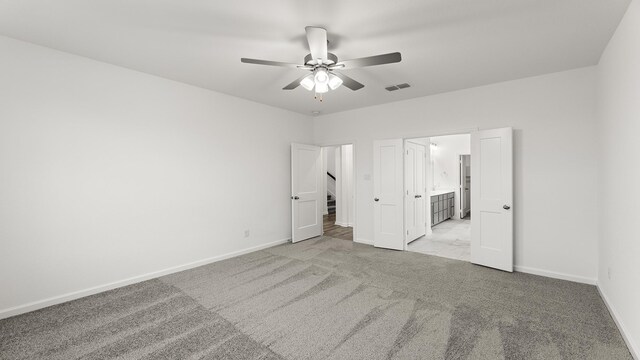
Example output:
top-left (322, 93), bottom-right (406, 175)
top-left (300, 74), bottom-right (315, 91)
top-left (241, 26), bottom-right (402, 101)
top-left (328, 74), bottom-right (343, 90)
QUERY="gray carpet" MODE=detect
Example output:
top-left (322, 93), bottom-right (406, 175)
top-left (0, 237), bottom-right (633, 359)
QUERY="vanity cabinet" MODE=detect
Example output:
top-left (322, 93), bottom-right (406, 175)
top-left (431, 192), bottom-right (455, 226)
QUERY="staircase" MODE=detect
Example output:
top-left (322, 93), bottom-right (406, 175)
top-left (326, 171), bottom-right (336, 215)
top-left (327, 194), bottom-right (336, 214)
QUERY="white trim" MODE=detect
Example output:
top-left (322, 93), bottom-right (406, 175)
top-left (0, 238), bottom-right (290, 320)
top-left (514, 265), bottom-right (596, 285)
top-left (597, 285), bottom-right (639, 360)
top-left (355, 238), bottom-right (373, 245)
top-left (334, 221), bottom-right (350, 227)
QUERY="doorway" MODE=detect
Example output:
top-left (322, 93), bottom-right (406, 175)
top-left (321, 144), bottom-right (354, 241)
top-left (291, 142), bottom-right (356, 243)
top-left (405, 134), bottom-right (472, 261)
top-left (371, 128), bottom-right (513, 271)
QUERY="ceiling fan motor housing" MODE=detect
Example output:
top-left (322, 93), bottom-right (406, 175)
top-left (304, 52), bottom-right (338, 66)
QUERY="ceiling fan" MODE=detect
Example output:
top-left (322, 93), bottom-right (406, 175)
top-left (241, 26), bottom-right (402, 101)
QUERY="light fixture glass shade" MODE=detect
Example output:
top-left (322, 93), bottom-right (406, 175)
top-left (314, 68), bottom-right (329, 85)
top-left (328, 74), bottom-right (343, 90)
top-left (315, 82), bottom-right (329, 94)
top-left (300, 74), bottom-right (315, 91)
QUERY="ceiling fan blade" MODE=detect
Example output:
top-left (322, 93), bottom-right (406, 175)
top-left (241, 58), bottom-right (300, 68)
top-left (337, 52), bottom-right (402, 69)
top-left (283, 74), bottom-right (311, 90)
top-left (333, 72), bottom-right (365, 91)
top-left (305, 26), bottom-right (328, 63)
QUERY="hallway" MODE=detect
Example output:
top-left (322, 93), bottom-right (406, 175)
top-left (323, 213), bottom-right (353, 241)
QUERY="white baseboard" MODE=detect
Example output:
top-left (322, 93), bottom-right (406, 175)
top-left (334, 221), bottom-right (349, 227)
top-left (0, 238), bottom-right (290, 320)
top-left (355, 238), bottom-right (373, 245)
top-left (514, 265), bottom-right (597, 285)
top-left (597, 285), bottom-right (639, 360)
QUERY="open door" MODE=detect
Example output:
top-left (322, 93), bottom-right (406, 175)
top-left (459, 155), bottom-right (471, 218)
top-left (373, 139), bottom-right (404, 250)
top-left (291, 143), bottom-right (323, 243)
top-left (405, 141), bottom-right (427, 243)
top-left (471, 128), bottom-right (513, 272)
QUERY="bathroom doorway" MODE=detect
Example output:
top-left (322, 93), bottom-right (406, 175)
top-left (406, 133), bottom-right (472, 261)
top-left (372, 127), bottom-right (513, 271)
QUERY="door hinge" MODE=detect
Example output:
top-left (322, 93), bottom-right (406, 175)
top-left (407, 230), bottom-right (409, 235)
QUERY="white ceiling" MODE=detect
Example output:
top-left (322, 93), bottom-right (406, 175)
top-left (0, 0), bottom-right (630, 115)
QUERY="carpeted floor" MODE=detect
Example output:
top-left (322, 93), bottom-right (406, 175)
top-left (0, 237), bottom-right (633, 359)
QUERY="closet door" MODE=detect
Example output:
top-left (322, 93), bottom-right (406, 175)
top-left (405, 141), bottom-right (426, 243)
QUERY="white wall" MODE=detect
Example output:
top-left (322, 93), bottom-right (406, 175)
top-left (430, 134), bottom-right (471, 220)
top-left (597, 0), bottom-right (640, 356)
top-left (314, 67), bottom-right (599, 283)
top-left (0, 36), bottom-right (313, 317)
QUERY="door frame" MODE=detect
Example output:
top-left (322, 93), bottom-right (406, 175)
top-left (401, 127), bottom-right (478, 251)
top-left (315, 140), bottom-right (358, 243)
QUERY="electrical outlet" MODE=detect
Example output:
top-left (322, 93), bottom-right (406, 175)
top-left (244, 230), bottom-right (250, 238)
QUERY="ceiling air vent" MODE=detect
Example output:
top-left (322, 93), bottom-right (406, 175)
top-left (386, 83), bottom-right (411, 91)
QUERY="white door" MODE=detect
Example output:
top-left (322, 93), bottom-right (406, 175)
top-left (291, 143), bottom-right (323, 243)
top-left (405, 141), bottom-right (427, 243)
top-left (373, 139), bottom-right (404, 250)
top-left (460, 155), bottom-right (471, 218)
top-left (471, 128), bottom-right (513, 272)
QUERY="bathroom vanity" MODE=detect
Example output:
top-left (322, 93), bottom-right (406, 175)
top-left (431, 190), bottom-right (455, 226)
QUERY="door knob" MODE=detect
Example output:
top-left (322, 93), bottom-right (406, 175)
top-left (374, 198), bottom-right (379, 202)
top-left (292, 196), bottom-right (299, 200)
top-left (415, 195), bottom-right (422, 198)
top-left (503, 205), bottom-right (510, 210)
